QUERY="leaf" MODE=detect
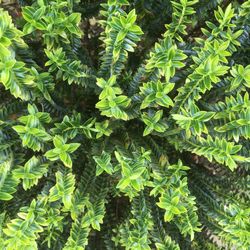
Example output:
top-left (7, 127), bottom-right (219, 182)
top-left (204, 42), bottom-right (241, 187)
top-left (13, 156), bottom-right (48, 190)
top-left (53, 135), bottom-right (65, 148)
top-left (60, 152), bottom-right (72, 168)
top-left (49, 171), bottom-right (75, 209)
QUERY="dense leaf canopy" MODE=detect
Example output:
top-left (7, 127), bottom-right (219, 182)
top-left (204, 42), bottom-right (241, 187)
top-left (0, 0), bottom-right (249, 249)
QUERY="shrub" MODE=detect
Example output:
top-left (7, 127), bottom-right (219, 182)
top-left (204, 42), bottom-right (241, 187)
top-left (0, 0), bottom-right (249, 249)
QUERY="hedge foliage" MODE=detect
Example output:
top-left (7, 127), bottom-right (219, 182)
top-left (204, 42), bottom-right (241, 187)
top-left (0, 0), bottom-right (249, 249)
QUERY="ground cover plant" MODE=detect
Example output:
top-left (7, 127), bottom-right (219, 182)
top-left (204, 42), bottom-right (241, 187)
top-left (0, 0), bottom-right (249, 249)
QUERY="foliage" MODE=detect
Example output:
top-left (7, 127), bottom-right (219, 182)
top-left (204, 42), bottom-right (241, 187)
top-left (0, 0), bottom-right (249, 249)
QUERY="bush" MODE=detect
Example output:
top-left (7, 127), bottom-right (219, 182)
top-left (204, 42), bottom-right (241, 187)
top-left (0, 0), bottom-right (249, 249)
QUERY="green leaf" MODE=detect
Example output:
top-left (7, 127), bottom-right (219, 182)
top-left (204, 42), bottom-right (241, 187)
top-left (49, 171), bottom-right (75, 209)
top-left (60, 152), bottom-right (72, 168)
top-left (13, 156), bottom-right (48, 190)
